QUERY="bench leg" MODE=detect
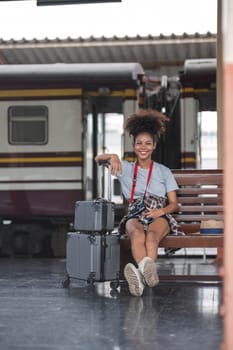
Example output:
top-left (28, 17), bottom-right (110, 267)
top-left (202, 248), bottom-right (207, 263)
top-left (212, 247), bottom-right (223, 266)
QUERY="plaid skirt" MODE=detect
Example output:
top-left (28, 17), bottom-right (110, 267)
top-left (118, 194), bottom-right (184, 238)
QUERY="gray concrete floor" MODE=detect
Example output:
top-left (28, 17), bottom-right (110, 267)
top-left (0, 257), bottom-right (223, 350)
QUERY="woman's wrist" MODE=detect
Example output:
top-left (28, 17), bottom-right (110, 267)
top-left (110, 154), bottom-right (118, 161)
top-left (95, 154), bottom-right (118, 162)
top-left (160, 209), bottom-right (166, 216)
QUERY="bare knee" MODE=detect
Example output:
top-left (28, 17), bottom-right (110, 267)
top-left (128, 228), bottom-right (145, 245)
top-left (146, 219), bottom-right (170, 245)
top-left (146, 231), bottom-right (160, 246)
top-left (146, 227), bottom-right (169, 246)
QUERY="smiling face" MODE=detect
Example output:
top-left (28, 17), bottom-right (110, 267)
top-left (133, 132), bottom-right (156, 163)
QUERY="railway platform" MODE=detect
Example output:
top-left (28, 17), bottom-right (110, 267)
top-left (0, 256), bottom-right (223, 350)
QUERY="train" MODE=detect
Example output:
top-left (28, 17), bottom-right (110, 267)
top-left (0, 60), bottom-right (216, 257)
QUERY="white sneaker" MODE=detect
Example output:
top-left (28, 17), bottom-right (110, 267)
top-left (124, 263), bottom-right (145, 297)
top-left (141, 259), bottom-right (159, 287)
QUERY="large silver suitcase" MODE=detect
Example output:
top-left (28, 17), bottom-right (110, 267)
top-left (74, 163), bottom-right (114, 232)
top-left (64, 231), bottom-right (120, 286)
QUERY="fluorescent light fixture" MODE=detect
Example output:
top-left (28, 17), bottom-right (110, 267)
top-left (37, 0), bottom-right (121, 5)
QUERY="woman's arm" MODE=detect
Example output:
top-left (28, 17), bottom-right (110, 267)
top-left (145, 190), bottom-right (179, 219)
top-left (95, 153), bottom-right (122, 175)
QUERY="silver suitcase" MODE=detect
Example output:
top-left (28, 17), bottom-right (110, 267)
top-left (63, 160), bottom-right (120, 288)
top-left (64, 231), bottom-right (120, 286)
top-left (74, 163), bottom-right (114, 232)
top-left (74, 199), bottom-right (114, 232)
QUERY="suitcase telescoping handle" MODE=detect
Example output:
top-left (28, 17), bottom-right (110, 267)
top-left (97, 160), bottom-right (112, 201)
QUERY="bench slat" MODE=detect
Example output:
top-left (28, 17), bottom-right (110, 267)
top-left (174, 170), bottom-right (223, 174)
top-left (159, 234), bottom-right (223, 248)
top-left (178, 205), bottom-right (223, 212)
top-left (178, 188), bottom-right (222, 195)
top-left (178, 197), bottom-right (222, 204)
top-left (175, 178), bottom-right (222, 185)
top-left (175, 214), bottom-right (224, 221)
top-left (121, 234), bottom-right (224, 249)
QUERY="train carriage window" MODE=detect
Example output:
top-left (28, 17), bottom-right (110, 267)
top-left (8, 106), bottom-right (48, 145)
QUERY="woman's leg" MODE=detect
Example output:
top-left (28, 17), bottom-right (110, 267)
top-left (145, 217), bottom-right (170, 261)
top-left (123, 219), bottom-right (146, 296)
top-left (138, 218), bottom-right (170, 288)
top-left (125, 218), bottom-right (146, 264)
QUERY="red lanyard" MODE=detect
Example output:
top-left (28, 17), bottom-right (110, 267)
top-left (129, 160), bottom-right (153, 204)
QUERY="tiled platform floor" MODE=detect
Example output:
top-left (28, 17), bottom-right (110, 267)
top-left (0, 257), bottom-right (223, 350)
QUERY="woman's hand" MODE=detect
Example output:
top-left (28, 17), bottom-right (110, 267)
top-left (95, 153), bottom-right (121, 176)
top-left (144, 191), bottom-right (178, 219)
top-left (109, 154), bottom-right (122, 176)
top-left (145, 207), bottom-right (165, 219)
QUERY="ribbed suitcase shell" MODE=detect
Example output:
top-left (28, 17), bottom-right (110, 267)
top-left (74, 162), bottom-right (115, 232)
top-left (74, 199), bottom-right (114, 232)
top-left (66, 231), bottom-right (120, 282)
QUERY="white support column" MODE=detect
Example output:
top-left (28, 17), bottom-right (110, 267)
top-left (180, 96), bottom-right (199, 168)
top-left (123, 99), bottom-right (137, 159)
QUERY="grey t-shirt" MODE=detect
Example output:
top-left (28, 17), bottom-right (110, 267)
top-left (117, 160), bottom-right (178, 200)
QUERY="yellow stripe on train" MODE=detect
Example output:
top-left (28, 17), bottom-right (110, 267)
top-left (180, 87), bottom-right (210, 94)
top-left (85, 89), bottom-right (137, 97)
top-left (181, 157), bottom-right (196, 163)
top-left (0, 88), bottom-right (137, 98)
top-left (0, 88), bottom-right (82, 98)
top-left (0, 157), bottom-right (82, 163)
top-left (124, 156), bottom-right (136, 162)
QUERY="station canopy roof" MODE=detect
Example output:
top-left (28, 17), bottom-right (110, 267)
top-left (0, 32), bottom-right (216, 77)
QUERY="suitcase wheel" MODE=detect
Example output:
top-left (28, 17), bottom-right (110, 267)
top-left (110, 280), bottom-right (120, 290)
top-left (62, 275), bottom-right (70, 288)
top-left (87, 272), bottom-right (95, 286)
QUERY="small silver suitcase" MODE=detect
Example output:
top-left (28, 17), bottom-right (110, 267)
top-left (74, 163), bottom-right (114, 232)
top-left (74, 199), bottom-right (114, 232)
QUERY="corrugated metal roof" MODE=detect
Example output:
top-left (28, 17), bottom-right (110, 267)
top-left (0, 32), bottom-right (216, 76)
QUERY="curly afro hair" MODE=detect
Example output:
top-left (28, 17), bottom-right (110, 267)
top-left (124, 109), bottom-right (169, 142)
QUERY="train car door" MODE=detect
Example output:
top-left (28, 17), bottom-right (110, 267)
top-left (83, 97), bottom-right (124, 202)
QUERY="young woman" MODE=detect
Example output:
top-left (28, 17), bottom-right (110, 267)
top-left (95, 110), bottom-right (181, 296)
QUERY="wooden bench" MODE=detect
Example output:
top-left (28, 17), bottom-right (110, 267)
top-left (120, 169), bottom-right (224, 281)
